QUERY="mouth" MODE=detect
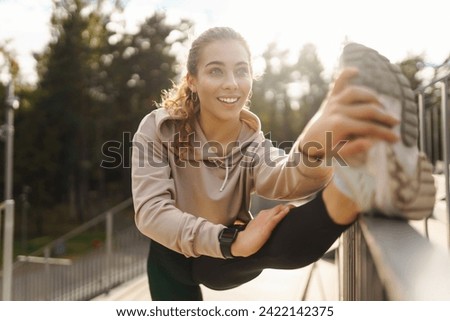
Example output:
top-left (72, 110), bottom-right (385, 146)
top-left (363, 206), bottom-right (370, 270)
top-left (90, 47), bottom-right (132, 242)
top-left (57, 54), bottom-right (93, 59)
top-left (217, 97), bottom-right (240, 104)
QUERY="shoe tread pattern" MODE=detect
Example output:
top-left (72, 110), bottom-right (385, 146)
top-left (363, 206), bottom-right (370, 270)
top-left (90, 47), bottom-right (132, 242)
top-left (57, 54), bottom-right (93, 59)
top-left (340, 43), bottom-right (418, 147)
top-left (338, 43), bottom-right (437, 220)
top-left (387, 148), bottom-right (436, 219)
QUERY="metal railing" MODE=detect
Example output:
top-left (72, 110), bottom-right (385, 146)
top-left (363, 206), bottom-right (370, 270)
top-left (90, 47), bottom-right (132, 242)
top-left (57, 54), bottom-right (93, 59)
top-left (0, 198), bottom-right (149, 300)
top-left (417, 73), bottom-right (450, 247)
top-left (340, 216), bottom-right (450, 300)
top-left (339, 72), bottom-right (450, 300)
top-left (1, 81), bottom-right (19, 300)
top-left (0, 200), bottom-right (15, 300)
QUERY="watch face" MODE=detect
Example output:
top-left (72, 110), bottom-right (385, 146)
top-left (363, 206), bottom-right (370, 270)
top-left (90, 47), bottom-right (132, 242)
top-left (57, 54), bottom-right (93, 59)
top-left (221, 228), bottom-right (238, 241)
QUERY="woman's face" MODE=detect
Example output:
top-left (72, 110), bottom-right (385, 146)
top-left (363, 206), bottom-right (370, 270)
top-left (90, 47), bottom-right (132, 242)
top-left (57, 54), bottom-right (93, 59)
top-left (188, 39), bottom-right (252, 123)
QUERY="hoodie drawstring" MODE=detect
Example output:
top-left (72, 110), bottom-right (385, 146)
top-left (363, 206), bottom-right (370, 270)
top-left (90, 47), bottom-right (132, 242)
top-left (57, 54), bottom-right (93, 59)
top-left (219, 158), bottom-right (229, 192)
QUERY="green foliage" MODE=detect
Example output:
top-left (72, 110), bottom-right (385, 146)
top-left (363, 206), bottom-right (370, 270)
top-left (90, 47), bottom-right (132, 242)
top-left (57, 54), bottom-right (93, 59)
top-left (251, 42), bottom-right (328, 148)
top-left (295, 44), bottom-right (328, 134)
top-left (399, 56), bottom-right (424, 90)
top-left (2, 1), bottom-right (193, 241)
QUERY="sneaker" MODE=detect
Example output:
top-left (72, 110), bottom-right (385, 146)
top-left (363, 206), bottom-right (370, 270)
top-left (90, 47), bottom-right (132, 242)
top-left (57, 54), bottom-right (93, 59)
top-left (332, 43), bottom-right (436, 220)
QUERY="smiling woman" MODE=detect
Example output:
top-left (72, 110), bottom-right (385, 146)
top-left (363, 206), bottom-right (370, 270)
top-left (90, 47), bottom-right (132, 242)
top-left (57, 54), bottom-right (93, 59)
top-left (130, 26), bottom-right (410, 301)
top-left (187, 39), bottom-right (253, 150)
top-left (160, 27), bottom-right (254, 159)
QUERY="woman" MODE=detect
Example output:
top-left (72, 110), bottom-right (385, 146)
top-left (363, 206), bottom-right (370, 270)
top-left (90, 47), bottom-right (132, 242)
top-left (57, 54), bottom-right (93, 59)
top-left (131, 27), bottom-right (428, 300)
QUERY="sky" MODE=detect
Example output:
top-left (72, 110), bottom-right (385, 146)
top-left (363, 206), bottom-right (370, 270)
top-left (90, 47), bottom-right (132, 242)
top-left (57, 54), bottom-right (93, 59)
top-left (0, 0), bottom-right (449, 84)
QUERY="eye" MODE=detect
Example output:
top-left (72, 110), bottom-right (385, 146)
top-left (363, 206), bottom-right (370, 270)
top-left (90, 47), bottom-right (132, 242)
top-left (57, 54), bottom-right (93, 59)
top-left (209, 67), bottom-right (223, 76)
top-left (236, 67), bottom-right (250, 77)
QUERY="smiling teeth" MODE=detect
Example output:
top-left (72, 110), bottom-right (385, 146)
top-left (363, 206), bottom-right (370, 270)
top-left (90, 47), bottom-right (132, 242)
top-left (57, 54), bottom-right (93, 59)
top-left (219, 97), bottom-right (238, 104)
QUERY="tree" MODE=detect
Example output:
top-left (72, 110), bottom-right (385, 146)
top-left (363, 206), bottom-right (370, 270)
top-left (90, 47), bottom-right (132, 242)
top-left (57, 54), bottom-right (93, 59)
top-left (251, 42), bottom-right (295, 145)
top-left (399, 56), bottom-right (424, 90)
top-left (295, 43), bottom-right (328, 135)
top-left (24, 1), bottom-right (192, 228)
top-left (31, 0), bottom-right (96, 223)
top-left (251, 43), bottom-right (328, 149)
top-left (100, 12), bottom-right (192, 199)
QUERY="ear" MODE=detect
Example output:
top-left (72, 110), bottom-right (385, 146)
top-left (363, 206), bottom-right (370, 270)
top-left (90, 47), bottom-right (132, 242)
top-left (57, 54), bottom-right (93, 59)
top-left (186, 73), bottom-right (197, 93)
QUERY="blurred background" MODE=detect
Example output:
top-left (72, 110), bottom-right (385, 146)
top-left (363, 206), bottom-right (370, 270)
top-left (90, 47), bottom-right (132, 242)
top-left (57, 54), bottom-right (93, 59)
top-left (0, 0), bottom-right (449, 283)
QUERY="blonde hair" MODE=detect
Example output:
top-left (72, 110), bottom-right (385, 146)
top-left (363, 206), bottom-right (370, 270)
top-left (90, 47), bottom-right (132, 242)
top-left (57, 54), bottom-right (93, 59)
top-left (160, 27), bottom-right (252, 158)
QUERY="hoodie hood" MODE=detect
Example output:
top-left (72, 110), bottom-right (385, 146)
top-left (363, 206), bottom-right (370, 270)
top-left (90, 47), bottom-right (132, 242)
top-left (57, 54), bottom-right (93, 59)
top-left (155, 108), bottom-right (264, 191)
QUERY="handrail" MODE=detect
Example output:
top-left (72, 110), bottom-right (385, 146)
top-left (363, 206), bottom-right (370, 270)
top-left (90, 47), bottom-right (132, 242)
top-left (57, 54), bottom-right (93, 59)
top-left (416, 72), bottom-right (450, 93)
top-left (22, 197), bottom-right (133, 258)
top-left (360, 216), bottom-right (450, 300)
top-left (340, 216), bottom-right (450, 300)
top-left (0, 197), bottom-right (147, 300)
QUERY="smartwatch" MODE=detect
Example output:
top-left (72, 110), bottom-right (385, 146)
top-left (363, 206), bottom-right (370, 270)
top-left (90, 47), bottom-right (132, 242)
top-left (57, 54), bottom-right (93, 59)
top-left (218, 227), bottom-right (239, 259)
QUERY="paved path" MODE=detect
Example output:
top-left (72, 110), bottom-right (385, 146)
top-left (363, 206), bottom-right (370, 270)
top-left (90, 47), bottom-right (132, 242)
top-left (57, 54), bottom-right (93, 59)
top-left (93, 260), bottom-right (338, 301)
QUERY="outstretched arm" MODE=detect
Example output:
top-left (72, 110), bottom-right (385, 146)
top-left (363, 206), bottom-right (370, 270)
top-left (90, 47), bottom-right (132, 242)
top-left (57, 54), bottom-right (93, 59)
top-left (231, 68), bottom-right (400, 257)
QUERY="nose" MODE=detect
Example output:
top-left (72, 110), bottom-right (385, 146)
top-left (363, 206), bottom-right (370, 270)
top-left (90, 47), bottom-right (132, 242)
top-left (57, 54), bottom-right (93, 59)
top-left (223, 72), bottom-right (238, 90)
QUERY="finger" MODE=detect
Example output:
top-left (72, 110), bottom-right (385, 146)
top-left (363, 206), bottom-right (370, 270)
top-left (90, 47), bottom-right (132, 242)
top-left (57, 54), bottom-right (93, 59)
top-left (275, 206), bottom-right (290, 216)
top-left (343, 119), bottom-right (399, 143)
top-left (343, 103), bottom-right (400, 127)
top-left (331, 68), bottom-right (359, 95)
top-left (271, 207), bottom-right (290, 223)
top-left (276, 204), bottom-right (289, 211)
top-left (336, 85), bottom-right (380, 105)
top-left (268, 204), bottom-right (288, 214)
top-left (338, 138), bottom-right (375, 160)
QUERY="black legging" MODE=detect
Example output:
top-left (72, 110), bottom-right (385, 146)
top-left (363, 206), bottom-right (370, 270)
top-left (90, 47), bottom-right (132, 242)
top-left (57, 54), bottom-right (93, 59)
top-left (147, 191), bottom-right (351, 300)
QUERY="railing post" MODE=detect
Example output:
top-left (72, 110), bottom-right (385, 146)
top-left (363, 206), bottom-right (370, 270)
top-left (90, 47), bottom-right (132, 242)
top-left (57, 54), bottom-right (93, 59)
top-left (418, 92), bottom-right (426, 153)
top-left (2, 199), bottom-right (15, 300)
top-left (340, 223), bottom-right (357, 300)
top-left (417, 92), bottom-right (431, 238)
top-left (340, 219), bottom-right (385, 300)
top-left (1, 81), bottom-right (19, 301)
top-left (440, 78), bottom-right (450, 249)
top-left (44, 247), bottom-right (50, 300)
top-left (4, 82), bottom-right (17, 201)
top-left (105, 211), bottom-right (113, 292)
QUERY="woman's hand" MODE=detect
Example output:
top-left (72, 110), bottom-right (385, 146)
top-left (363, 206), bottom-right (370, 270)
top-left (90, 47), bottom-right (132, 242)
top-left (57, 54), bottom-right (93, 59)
top-left (230, 204), bottom-right (291, 257)
top-left (298, 68), bottom-right (400, 164)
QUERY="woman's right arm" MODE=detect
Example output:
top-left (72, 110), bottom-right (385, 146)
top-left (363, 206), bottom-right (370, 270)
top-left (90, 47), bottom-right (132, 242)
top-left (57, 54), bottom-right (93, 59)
top-left (131, 114), bottom-right (225, 258)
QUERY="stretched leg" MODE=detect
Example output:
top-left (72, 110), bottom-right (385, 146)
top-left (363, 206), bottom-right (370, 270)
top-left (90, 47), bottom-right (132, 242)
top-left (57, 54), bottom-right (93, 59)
top-left (147, 241), bottom-right (203, 301)
top-left (192, 189), bottom-right (352, 290)
top-left (332, 42), bottom-right (436, 220)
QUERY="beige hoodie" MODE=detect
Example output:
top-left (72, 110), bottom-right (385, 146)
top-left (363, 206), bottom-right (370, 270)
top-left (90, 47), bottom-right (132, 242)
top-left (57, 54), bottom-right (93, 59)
top-left (132, 107), bottom-right (331, 258)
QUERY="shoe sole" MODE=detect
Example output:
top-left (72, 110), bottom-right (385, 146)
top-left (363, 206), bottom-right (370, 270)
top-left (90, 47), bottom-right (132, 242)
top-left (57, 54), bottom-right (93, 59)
top-left (337, 43), bottom-right (436, 220)
top-left (341, 43), bottom-right (419, 147)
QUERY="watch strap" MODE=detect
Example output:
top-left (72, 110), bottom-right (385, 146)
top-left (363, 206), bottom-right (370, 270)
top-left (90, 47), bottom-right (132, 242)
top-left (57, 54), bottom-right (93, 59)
top-left (218, 227), bottom-right (239, 259)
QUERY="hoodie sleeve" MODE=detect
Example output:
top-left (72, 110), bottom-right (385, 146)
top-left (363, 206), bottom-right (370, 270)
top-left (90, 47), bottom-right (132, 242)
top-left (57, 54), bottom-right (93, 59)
top-left (252, 135), bottom-right (333, 200)
top-left (132, 113), bottom-right (226, 258)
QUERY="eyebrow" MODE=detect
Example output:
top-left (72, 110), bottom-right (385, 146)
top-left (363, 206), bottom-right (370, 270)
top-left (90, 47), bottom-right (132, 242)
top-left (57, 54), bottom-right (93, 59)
top-left (205, 61), bottom-right (249, 68)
